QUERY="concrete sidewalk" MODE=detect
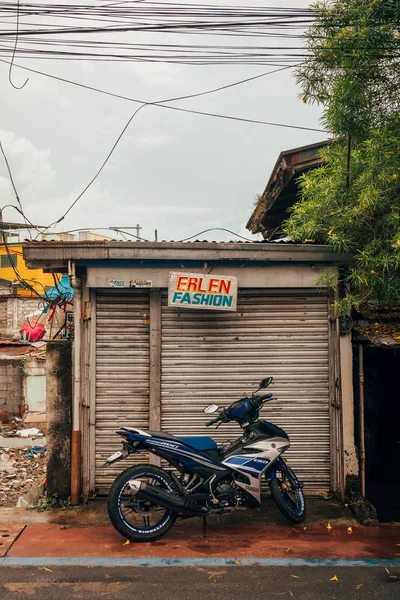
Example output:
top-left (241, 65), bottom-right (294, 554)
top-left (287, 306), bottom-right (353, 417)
top-left (2, 521), bottom-right (400, 561)
top-left (0, 498), bottom-right (399, 566)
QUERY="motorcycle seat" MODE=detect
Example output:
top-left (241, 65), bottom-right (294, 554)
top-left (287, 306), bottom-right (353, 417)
top-left (148, 431), bottom-right (180, 441)
top-left (127, 430), bottom-right (219, 454)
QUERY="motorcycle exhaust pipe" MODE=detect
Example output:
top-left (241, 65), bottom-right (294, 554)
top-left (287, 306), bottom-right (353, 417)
top-left (129, 480), bottom-right (208, 517)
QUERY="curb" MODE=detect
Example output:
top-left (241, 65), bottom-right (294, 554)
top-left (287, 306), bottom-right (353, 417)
top-left (1, 557), bottom-right (400, 568)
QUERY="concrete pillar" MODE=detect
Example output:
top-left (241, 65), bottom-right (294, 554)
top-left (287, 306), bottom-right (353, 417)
top-left (339, 333), bottom-right (359, 479)
top-left (46, 340), bottom-right (72, 501)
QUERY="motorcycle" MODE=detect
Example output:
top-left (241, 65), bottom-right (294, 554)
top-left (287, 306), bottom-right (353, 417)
top-left (106, 376), bottom-right (306, 542)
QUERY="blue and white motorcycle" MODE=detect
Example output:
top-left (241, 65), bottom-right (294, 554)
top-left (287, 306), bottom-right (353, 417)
top-left (106, 377), bottom-right (306, 542)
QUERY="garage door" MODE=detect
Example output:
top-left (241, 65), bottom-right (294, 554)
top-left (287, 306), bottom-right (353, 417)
top-left (95, 290), bottom-right (150, 493)
top-left (160, 290), bottom-right (330, 494)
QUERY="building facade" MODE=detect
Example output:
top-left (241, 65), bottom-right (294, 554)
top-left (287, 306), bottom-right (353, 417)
top-left (23, 240), bottom-right (357, 503)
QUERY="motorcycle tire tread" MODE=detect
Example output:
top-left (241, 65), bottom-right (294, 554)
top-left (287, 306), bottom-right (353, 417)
top-left (107, 464), bottom-right (178, 542)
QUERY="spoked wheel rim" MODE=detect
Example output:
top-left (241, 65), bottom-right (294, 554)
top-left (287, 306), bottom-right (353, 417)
top-left (117, 470), bottom-right (174, 535)
top-left (276, 466), bottom-right (304, 516)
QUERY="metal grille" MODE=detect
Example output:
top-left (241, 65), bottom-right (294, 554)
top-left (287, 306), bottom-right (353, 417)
top-left (160, 290), bottom-right (330, 494)
top-left (95, 290), bottom-right (150, 493)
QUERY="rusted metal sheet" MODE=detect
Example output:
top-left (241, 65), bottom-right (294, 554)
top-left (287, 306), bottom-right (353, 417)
top-left (94, 290), bottom-right (150, 494)
top-left (160, 290), bottom-right (331, 494)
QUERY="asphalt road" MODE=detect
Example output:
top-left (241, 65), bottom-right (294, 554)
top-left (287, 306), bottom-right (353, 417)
top-left (0, 566), bottom-right (399, 600)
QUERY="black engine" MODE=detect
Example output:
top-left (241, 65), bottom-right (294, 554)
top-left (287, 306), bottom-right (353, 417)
top-left (215, 482), bottom-right (237, 508)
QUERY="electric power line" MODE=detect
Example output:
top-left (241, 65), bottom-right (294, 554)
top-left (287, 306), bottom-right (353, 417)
top-left (30, 62), bottom-right (324, 235)
top-left (8, 0), bottom-right (28, 88)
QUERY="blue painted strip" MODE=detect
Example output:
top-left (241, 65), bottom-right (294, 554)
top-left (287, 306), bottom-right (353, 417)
top-left (1, 557), bottom-right (400, 568)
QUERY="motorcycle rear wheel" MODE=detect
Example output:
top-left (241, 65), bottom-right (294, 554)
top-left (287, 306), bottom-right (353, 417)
top-left (107, 464), bottom-right (178, 542)
top-left (269, 461), bottom-right (306, 524)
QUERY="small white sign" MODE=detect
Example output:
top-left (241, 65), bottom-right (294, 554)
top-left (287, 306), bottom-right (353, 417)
top-left (168, 272), bottom-right (238, 311)
top-left (129, 280), bottom-right (152, 288)
top-left (109, 279), bottom-right (125, 287)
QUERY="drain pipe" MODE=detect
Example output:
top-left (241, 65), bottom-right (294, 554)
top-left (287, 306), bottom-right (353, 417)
top-left (70, 261), bottom-right (81, 505)
top-left (358, 344), bottom-right (366, 497)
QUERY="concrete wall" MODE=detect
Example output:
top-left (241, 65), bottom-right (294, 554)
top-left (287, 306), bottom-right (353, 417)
top-left (0, 357), bottom-right (47, 416)
top-left (22, 359), bottom-right (47, 413)
top-left (0, 297), bottom-right (43, 338)
top-left (0, 300), bottom-right (7, 333)
top-left (0, 297), bottom-right (68, 339)
top-left (0, 361), bottom-right (23, 415)
top-left (340, 333), bottom-right (359, 478)
top-left (46, 340), bottom-right (72, 501)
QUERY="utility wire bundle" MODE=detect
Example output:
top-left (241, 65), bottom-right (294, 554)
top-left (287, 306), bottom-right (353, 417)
top-left (0, 1), bottom-right (317, 65)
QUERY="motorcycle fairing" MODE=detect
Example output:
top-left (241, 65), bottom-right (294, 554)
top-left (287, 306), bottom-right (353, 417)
top-left (222, 435), bottom-right (290, 504)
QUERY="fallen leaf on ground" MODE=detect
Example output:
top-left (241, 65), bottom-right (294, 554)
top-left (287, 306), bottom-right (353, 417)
top-left (347, 527), bottom-right (353, 534)
top-left (355, 584), bottom-right (363, 590)
top-left (234, 560), bottom-right (241, 565)
top-left (288, 591), bottom-right (293, 597)
top-left (326, 522), bottom-right (332, 531)
top-left (285, 548), bottom-right (291, 553)
top-left (40, 567), bottom-right (53, 573)
top-left (290, 575), bottom-right (300, 579)
top-left (123, 540), bottom-right (131, 546)
top-left (385, 568), bottom-right (391, 575)
top-left (330, 575), bottom-right (339, 582)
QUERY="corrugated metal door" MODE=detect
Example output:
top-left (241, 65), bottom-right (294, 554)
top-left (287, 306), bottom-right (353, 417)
top-left (161, 290), bottom-right (330, 494)
top-left (95, 290), bottom-right (150, 493)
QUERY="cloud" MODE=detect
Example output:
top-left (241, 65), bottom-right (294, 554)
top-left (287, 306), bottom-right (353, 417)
top-left (0, 129), bottom-right (56, 220)
top-left (134, 133), bottom-right (172, 147)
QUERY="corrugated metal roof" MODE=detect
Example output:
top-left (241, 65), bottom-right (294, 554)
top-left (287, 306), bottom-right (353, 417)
top-left (0, 341), bottom-right (46, 359)
top-left (246, 140), bottom-right (330, 237)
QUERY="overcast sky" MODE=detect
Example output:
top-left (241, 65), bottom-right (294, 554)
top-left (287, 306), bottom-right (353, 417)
top-left (0, 0), bottom-right (324, 243)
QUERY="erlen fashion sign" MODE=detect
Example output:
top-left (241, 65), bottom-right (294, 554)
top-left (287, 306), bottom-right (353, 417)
top-left (168, 272), bottom-right (238, 311)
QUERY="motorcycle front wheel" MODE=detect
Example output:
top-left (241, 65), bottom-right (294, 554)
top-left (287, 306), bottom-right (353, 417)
top-left (269, 459), bottom-right (306, 523)
top-left (107, 464), bottom-right (178, 542)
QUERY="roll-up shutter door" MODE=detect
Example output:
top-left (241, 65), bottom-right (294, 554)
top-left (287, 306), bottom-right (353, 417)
top-left (161, 290), bottom-right (330, 494)
top-left (95, 290), bottom-right (150, 493)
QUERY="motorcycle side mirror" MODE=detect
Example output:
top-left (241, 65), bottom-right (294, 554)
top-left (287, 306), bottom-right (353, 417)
top-left (259, 377), bottom-right (273, 389)
top-left (203, 404), bottom-right (219, 414)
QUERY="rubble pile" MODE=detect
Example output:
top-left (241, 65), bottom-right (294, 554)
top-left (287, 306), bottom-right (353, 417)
top-left (0, 417), bottom-right (47, 508)
top-left (0, 417), bottom-right (45, 439)
top-left (0, 446), bottom-right (47, 508)
top-left (0, 417), bottom-right (25, 437)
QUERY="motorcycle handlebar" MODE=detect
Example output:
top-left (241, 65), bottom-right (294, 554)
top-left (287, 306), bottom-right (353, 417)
top-left (205, 415), bottom-right (221, 427)
top-left (252, 392), bottom-right (273, 404)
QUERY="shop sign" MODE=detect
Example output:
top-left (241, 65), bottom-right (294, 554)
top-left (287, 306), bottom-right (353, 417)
top-left (168, 272), bottom-right (237, 311)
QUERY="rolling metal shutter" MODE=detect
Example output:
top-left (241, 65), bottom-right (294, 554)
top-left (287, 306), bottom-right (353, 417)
top-left (95, 290), bottom-right (150, 493)
top-left (161, 290), bottom-right (330, 494)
